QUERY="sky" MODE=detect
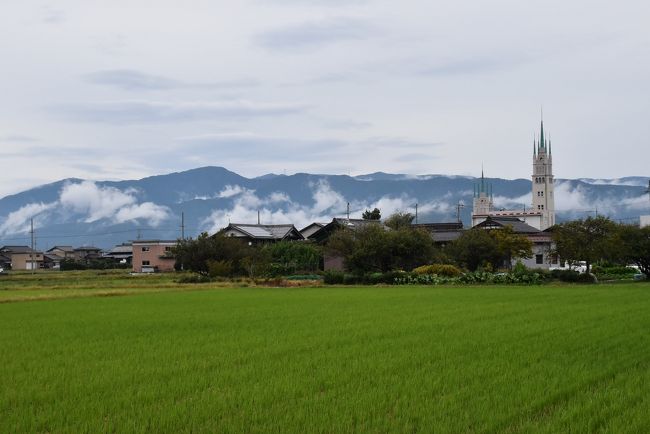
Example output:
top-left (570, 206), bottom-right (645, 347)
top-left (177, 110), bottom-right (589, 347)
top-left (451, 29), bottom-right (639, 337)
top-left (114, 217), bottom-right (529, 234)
top-left (1, 0), bottom-right (648, 198)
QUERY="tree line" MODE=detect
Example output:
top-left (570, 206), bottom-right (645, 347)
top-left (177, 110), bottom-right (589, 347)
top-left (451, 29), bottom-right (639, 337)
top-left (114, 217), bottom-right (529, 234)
top-left (172, 213), bottom-right (650, 279)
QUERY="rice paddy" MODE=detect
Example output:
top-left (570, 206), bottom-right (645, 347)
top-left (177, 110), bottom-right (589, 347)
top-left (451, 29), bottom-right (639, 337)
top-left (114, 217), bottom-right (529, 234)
top-left (1, 273), bottom-right (649, 432)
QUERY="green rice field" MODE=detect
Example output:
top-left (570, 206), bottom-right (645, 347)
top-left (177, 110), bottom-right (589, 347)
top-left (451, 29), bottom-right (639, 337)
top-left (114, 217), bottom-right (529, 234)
top-left (1, 273), bottom-right (649, 433)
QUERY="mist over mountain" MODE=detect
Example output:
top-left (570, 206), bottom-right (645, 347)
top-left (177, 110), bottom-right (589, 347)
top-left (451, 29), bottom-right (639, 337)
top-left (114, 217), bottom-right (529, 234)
top-left (0, 166), bottom-right (648, 249)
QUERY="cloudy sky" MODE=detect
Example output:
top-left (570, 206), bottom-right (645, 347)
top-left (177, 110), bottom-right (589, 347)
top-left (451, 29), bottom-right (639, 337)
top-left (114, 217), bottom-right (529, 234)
top-left (1, 0), bottom-right (648, 198)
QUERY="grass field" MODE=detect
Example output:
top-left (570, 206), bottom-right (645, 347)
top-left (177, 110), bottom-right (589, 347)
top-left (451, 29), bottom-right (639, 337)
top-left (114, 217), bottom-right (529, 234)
top-left (1, 274), bottom-right (649, 433)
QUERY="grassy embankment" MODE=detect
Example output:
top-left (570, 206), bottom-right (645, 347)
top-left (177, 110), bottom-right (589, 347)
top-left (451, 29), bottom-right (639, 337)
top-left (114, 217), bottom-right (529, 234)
top-left (1, 274), bottom-right (649, 432)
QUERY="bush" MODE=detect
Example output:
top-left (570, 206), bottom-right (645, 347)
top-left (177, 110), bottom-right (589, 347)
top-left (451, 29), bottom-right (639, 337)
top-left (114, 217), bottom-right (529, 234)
top-left (576, 273), bottom-right (598, 284)
top-left (176, 274), bottom-right (212, 284)
top-left (550, 269), bottom-right (580, 282)
top-left (323, 270), bottom-right (344, 284)
top-left (207, 259), bottom-right (233, 278)
top-left (412, 264), bottom-right (462, 277)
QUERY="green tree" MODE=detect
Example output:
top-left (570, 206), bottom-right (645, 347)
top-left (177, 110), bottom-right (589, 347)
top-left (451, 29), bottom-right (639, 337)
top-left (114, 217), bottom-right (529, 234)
top-left (617, 224), bottom-right (650, 277)
top-left (552, 216), bottom-right (618, 274)
top-left (326, 224), bottom-right (434, 273)
top-left (384, 212), bottom-right (415, 230)
top-left (362, 207), bottom-right (381, 220)
top-left (173, 233), bottom-right (249, 276)
top-left (262, 241), bottom-right (321, 276)
top-left (447, 227), bottom-right (532, 271)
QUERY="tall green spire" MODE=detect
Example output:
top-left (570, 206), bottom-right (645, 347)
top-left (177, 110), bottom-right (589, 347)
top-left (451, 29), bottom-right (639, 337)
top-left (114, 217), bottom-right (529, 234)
top-left (540, 120), bottom-right (545, 149)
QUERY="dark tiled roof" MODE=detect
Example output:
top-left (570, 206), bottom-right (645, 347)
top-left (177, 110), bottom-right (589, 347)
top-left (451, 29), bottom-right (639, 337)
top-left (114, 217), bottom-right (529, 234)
top-left (477, 216), bottom-right (540, 234)
top-left (47, 246), bottom-right (74, 253)
top-left (0, 246), bottom-right (38, 254)
top-left (223, 224), bottom-right (304, 240)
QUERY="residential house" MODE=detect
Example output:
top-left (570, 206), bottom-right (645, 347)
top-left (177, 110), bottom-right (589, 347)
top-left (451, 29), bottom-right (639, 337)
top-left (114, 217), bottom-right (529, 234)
top-left (46, 246), bottom-right (75, 259)
top-left (218, 223), bottom-right (304, 245)
top-left (474, 216), bottom-right (555, 269)
top-left (0, 246), bottom-right (44, 270)
top-left (74, 246), bottom-right (103, 262)
top-left (299, 222), bottom-right (326, 239)
top-left (132, 240), bottom-right (176, 273)
top-left (412, 222), bottom-right (464, 247)
top-left (103, 243), bottom-right (133, 265)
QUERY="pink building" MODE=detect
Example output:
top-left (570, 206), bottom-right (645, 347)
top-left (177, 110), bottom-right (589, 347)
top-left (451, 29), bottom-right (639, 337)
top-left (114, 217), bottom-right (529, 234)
top-left (131, 240), bottom-right (176, 273)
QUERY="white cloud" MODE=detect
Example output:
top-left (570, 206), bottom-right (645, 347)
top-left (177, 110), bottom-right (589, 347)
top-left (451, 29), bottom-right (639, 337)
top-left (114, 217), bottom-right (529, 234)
top-left (217, 185), bottom-right (249, 198)
top-left (58, 181), bottom-right (171, 226)
top-left (201, 179), bottom-right (453, 233)
top-left (0, 202), bottom-right (57, 235)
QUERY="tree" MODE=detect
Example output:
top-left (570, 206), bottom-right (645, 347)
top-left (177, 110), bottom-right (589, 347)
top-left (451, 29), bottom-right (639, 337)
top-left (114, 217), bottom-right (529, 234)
top-left (173, 233), bottom-right (249, 276)
top-left (384, 212), bottom-right (415, 230)
top-left (618, 224), bottom-right (650, 277)
top-left (261, 241), bottom-right (321, 276)
top-left (447, 227), bottom-right (532, 271)
top-left (362, 208), bottom-right (381, 220)
top-left (326, 224), bottom-right (435, 273)
top-left (490, 226), bottom-right (533, 270)
top-left (552, 216), bottom-right (618, 274)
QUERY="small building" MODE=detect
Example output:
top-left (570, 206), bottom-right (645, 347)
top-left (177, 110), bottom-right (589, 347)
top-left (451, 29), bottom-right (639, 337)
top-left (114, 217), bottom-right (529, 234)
top-left (43, 253), bottom-right (64, 270)
top-left (299, 222), bottom-right (326, 239)
top-left (103, 243), bottom-right (133, 264)
top-left (132, 240), bottom-right (176, 273)
top-left (74, 246), bottom-right (103, 262)
top-left (641, 215), bottom-right (650, 228)
top-left (306, 218), bottom-right (383, 245)
top-left (218, 223), bottom-right (304, 244)
top-left (474, 216), bottom-right (554, 269)
top-left (0, 246), bottom-right (44, 270)
top-left (46, 246), bottom-right (75, 259)
top-left (412, 222), bottom-right (464, 246)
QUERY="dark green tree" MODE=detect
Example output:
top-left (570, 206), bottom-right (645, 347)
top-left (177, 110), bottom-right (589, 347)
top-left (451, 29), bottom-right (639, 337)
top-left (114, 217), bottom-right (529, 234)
top-left (326, 224), bottom-right (434, 273)
top-left (384, 212), bottom-right (415, 230)
top-left (552, 216), bottom-right (618, 274)
top-left (447, 227), bottom-right (532, 271)
top-left (362, 207), bottom-right (381, 220)
top-left (173, 233), bottom-right (249, 276)
top-left (617, 224), bottom-right (650, 277)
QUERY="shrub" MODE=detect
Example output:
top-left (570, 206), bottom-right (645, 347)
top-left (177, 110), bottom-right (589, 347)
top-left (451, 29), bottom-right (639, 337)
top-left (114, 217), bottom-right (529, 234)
top-left (176, 274), bottom-right (212, 284)
top-left (576, 273), bottom-right (598, 284)
top-left (323, 270), bottom-right (344, 285)
top-left (207, 259), bottom-right (233, 278)
top-left (412, 264), bottom-right (462, 277)
top-left (550, 269), bottom-right (580, 282)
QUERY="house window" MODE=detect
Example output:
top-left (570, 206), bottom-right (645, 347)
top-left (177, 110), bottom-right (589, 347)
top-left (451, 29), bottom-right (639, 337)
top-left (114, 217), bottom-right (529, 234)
top-left (164, 246), bottom-right (172, 252)
top-left (142, 247), bottom-right (150, 252)
top-left (540, 191), bottom-right (544, 197)
top-left (536, 254), bottom-right (543, 264)
top-left (142, 260), bottom-right (150, 266)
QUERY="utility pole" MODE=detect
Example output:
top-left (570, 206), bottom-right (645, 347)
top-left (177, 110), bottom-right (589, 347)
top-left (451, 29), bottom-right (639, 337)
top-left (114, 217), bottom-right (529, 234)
top-left (30, 218), bottom-right (35, 274)
top-left (180, 212), bottom-right (185, 240)
top-left (347, 202), bottom-right (350, 221)
top-left (257, 210), bottom-right (260, 225)
top-left (415, 203), bottom-right (418, 224)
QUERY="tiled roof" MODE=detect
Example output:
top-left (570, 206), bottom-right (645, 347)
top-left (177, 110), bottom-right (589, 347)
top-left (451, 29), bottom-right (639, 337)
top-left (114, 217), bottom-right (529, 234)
top-left (0, 246), bottom-right (39, 254)
top-left (225, 224), bottom-right (303, 240)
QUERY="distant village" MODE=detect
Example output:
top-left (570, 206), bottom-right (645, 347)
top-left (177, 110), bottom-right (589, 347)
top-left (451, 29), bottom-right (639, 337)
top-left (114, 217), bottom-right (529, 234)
top-left (2, 121), bottom-right (648, 274)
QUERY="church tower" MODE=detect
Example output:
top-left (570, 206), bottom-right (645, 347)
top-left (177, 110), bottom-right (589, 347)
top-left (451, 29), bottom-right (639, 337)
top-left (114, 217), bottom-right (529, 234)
top-left (472, 169), bottom-right (493, 218)
top-left (532, 120), bottom-right (555, 229)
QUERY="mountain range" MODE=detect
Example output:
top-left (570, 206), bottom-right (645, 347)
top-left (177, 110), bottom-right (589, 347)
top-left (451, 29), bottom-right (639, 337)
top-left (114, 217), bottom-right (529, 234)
top-left (0, 166), bottom-right (648, 249)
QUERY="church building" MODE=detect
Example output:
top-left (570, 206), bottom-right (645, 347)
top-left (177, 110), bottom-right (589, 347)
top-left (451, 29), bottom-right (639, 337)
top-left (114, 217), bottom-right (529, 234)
top-left (471, 120), bottom-right (556, 231)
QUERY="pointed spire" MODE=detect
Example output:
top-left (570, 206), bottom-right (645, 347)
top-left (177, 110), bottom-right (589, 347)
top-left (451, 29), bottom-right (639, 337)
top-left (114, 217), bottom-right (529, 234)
top-left (533, 135), bottom-right (537, 157)
top-left (540, 119), bottom-right (545, 149)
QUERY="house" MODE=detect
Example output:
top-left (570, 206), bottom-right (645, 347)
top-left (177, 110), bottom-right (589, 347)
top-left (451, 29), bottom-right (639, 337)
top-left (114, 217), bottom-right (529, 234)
top-left (73, 246), bottom-right (103, 262)
top-left (218, 223), bottom-right (304, 244)
top-left (46, 246), bottom-right (75, 259)
top-left (474, 216), bottom-right (555, 269)
top-left (103, 243), bottom-right (133, 264)
top-left (0, 246), bottom-right (44, 270)
top-left (43, 253), bottom-right (64, 270)
top-left (306, 218), bottom-right (383, 245)
top-left (304, 218), bottom-right (385, 271)
top-left (0, 254), bottom-right (11, 269)
top-left (299, 222), bottom-right (326, 239)
top-left (131, 240), bottom-right (176, 273)
top-left (412, 222), bottom-right (464, 246)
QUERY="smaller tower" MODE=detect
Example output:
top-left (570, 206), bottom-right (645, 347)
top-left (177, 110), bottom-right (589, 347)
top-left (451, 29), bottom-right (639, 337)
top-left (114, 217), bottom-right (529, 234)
top-left (472, 169), bottom-right (493, 225)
